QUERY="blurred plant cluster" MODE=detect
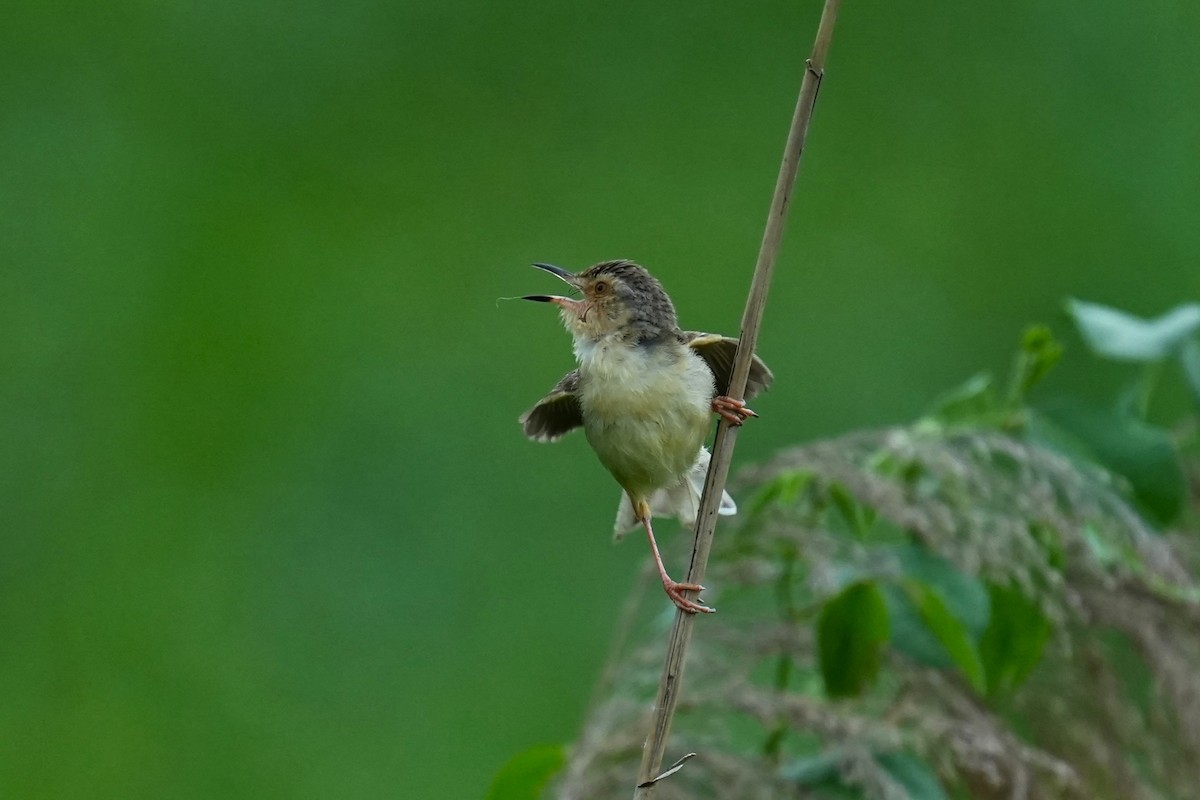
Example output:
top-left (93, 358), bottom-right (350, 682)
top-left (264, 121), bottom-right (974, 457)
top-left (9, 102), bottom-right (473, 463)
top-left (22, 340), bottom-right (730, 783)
top-left (492, 300), bottom-right (1200, 800)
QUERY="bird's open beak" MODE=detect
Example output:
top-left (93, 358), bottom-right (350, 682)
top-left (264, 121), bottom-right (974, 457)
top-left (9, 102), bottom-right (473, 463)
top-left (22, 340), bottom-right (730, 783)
top-left (530, 262), bottom-right (577, 284)
top-left (523, 263), bottom-right (586, 316)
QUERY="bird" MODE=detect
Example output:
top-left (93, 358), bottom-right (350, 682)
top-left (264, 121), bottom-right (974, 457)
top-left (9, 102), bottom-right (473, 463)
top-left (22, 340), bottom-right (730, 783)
top-left (519, 260), bottom-right (773, 613)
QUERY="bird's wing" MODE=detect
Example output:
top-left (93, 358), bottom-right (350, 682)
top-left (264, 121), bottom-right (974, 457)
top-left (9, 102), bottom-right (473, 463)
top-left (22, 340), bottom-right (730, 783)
top-left (520, 369), bottom-right (584, 442)
top-left (685, 332), bottom-right (774, 400)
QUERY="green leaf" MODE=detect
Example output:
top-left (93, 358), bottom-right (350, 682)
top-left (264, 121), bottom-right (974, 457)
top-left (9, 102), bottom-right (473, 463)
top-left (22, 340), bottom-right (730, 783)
top-left (1024, 409), bottom-right (1097, 466)
top-left (746, 470), bottom-right (812, 515)
top-left (1008, 325), bottom-right (1063, 404)
top-left (779, 751), bottom-right (843, 786)
top-left (923, 372), bottom-right (996, 425)
top-left (900, 580), bottom-right (986, 693)
top-left (883, 585), bottom-right (952, 669)
top-left (875, 751), bottom-right (948, 800)
top-left (1066, 298), bottom-right (1200, 362)
top-left (779, 751), bottom-right (868, 798)
top-left (889, 544), bottom-right (990, 635)
top-left (487, 744), bottom-right (566, 800)
top-left (867, 448), bottom-right (926, 485)
top-left (1028, 522), bottom-right (1065, 571)
top-left (782, 750), bottom-right (945, 799)
top-left (881, 544), bottom-right (988, 674)
top-left (828, 482), bottom-right (875, 538)
top-left (978, 584), bottom-right (1051, 696)
top-left (1038, 399), bottom-right (1184, 524)
top-left (1180, 338), bottom-right (1200, 405)
top-left (818, 581), bottom-right (890, 698)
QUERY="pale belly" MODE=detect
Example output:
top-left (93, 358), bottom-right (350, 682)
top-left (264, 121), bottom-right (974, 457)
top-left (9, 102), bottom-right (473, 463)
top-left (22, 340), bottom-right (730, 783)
top-left (577, 341), bottom-right (714, 498)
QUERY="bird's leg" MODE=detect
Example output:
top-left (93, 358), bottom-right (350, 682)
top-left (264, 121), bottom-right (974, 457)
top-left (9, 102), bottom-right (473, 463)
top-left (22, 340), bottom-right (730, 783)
top-left (636, 499), bottom-right (714, 614)
top-left (712, 395), bottom-right (758, 426)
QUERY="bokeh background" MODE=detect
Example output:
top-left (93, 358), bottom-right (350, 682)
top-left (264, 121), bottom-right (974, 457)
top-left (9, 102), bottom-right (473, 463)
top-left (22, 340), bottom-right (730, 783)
top-left (3, 1), bottom-right (1198, 797)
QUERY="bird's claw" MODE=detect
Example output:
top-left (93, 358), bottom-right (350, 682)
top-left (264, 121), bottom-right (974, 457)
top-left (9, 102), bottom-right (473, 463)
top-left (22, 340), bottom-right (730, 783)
top-left (663, 579), bottom-right (715, 614)
top-left (712, 395), bottom-right (757, 426)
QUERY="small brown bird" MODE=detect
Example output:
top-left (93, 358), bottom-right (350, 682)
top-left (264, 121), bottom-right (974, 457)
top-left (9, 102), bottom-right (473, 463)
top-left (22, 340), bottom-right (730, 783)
top-left (520, 260), bottom-right (772, 613)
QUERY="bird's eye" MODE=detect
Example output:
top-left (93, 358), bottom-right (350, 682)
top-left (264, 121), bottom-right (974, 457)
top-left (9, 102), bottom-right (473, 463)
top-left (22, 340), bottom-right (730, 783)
top-left (593, 281), bottom-right (608, 294)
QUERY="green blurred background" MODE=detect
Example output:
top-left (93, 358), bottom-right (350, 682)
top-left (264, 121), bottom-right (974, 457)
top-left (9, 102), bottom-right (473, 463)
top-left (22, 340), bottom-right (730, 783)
top-left (2, 1), bottom-right (1197, 797)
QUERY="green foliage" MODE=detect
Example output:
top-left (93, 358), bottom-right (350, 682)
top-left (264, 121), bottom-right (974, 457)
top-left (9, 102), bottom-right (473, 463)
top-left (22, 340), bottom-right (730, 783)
top-left (924, 372), bottom-right (999, 428)
top-left (978, 583), bottom-right (1052, 698)
top-left (923, 325), bottom-right (1064, 430)
top-left (875, 751), bottom-right (949, 800)
top-left (747, 469), bottom-right (813, 516)
top-left (1053, 297), bottom-right (1200, 524)
top-left (544, 302), bottom-right (1199, 799)
top-left (882, 542), bottom-right (989, 680)
top-left (487, 745), bottom-right (566, 800)
top-left (758, 456), bottom-right (1046, 703)
top-left (899, 579), bottom-right (986, 693)
top-left (1066, 299), bottom-right (1200, 362)
top-left (781, 750), bottom-right (947, 799)
top-left (1182, 339), bottom-right (1200, 404)
top-left (922, 305), bottom-right (1196, 525)
top-left (1038, 400), bottom-right (1185, 524)
top-left (1008, 324), bottom-right (1065, 407)
top-left (554, 315), bottom-right (1200, 798)
top-left (818, 581), bottom-right (891, 698)
top-left (779, 750), bottom-right (848, 790)
top-left (886, 543), bottom-right (991, 637)
top-left (830, 482), bottom-right (877, 538)
top-left (745, 309), bottom-right (1192, 715)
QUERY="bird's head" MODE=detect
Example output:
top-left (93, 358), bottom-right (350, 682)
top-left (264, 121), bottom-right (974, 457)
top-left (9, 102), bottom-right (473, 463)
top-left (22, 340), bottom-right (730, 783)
top-left (523, 260), bottom-right (678, 344)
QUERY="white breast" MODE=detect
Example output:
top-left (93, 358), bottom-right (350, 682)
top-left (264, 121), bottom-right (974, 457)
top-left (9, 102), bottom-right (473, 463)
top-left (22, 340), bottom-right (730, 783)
top-left (574, 335), bottom-right (714, 495)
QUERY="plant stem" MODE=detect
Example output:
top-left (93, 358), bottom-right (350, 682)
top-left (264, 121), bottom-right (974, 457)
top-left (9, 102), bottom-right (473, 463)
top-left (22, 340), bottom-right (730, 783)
top-left (631, 2), bottom-right (843, 794)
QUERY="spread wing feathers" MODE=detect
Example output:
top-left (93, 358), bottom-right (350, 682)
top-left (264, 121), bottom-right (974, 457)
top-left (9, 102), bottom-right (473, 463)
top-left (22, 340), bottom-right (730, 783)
top-left (613, 447), bottom-right (737, 539)
top-left (520, 370), bottom-right (584, 442)
top-left (685, 332), bottom-right (774, 400)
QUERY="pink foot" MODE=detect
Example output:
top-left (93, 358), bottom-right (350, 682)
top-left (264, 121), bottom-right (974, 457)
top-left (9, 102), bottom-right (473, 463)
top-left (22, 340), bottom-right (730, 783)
top-left (712, 395), bottom-right (758, 426)
top-left (662, 579), bottom-right (715, 614)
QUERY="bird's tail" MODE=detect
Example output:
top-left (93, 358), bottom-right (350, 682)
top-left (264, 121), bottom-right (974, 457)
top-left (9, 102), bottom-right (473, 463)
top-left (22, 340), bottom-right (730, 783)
top-left (613, 447), bottom-right (737, 540)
